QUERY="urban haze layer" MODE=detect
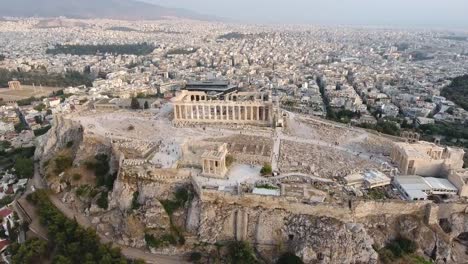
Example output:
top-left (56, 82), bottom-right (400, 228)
top-left (0, 16), bottom-right (468, 264)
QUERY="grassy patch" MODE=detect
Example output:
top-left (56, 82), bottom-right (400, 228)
top-left (227, 241), bottom-right (259, 264)
top-left (75, 185), bottom-right (99, 198)
top-left (96, 191), bottom-right (109, 209)
top-left (159, 187), bottom-right (193, 246)
top-left (85, 154), bottom-right (116, 189)
top-left (379, 237), bottom-right (420, 264)
top-left (366, 188), bottom-right (387, 200)
top-left (14, 157), bottom-right (34, 179)
top-left (260, 163), bottom-right (272, 176)
top-left (131, 191), bottom-right (140, 210)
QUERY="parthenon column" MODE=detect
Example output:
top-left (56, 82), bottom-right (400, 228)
top-left (184, 105), bottom-right (188, 120)
top-left (222, 106), bottom-right (225, 120)
top-left (262, 106), bottom-right (266, 121)
top-left (190, 105), bottom-right (194, 120)
top-left (196, 105), bottom-right (200, 120)
top-left (225, 106), bottom-right (228, 120)
top-left (214, 105), bottom-right (218, 120)
top-left (250, 106), bottom-right (254, 121)
top-left (208, 105), bottom-right (212, 120)
top-left (256, 106), bottom-right (260, 121)
top-left (238, 106), bottom-right (241, 120)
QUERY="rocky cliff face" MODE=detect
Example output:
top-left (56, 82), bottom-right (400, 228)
top-left (285, 216), bottom-right (378, 264)
top-left (34, 115), bottom-right (84, 169)
top-left (67, 166), bottom-right (468, 264)
top-left (190, 199), bottom-right (468, 264)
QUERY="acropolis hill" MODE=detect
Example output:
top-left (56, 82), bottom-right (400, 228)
top-left (31, 82), bottom-right (468, 264)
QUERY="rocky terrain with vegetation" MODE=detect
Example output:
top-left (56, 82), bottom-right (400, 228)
top-left (33, 116), bottom-right (468, 264)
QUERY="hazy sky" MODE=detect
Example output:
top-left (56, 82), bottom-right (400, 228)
top-left (146, 0), bottom-right (468, 29)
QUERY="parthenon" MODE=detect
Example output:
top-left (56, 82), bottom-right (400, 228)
top-left (172, 90), bottom-right (276, 126)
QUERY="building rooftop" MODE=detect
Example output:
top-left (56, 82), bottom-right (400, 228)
top-left (395, 175), bottom-right (431, 191)
top-left (395, 175), bottom-right (459, 200)
top-left (185, 79), bottom-right (238, 94)
top-left (424, 177), bottom-right (458, 192)
top-left (364, 170), bottom-right (390, 184)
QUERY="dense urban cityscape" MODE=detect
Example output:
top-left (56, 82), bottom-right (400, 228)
top-left (0, 11), bottom-right (467, 264)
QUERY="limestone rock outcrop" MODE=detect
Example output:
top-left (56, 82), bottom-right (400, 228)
top-left (284, 215), bottom-right (378, 264)
top-left (35, 115), bottom-right (83, 169)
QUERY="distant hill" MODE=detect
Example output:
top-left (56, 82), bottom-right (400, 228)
top-left (441, 75), bottom-right (468, 111)
top-left (0, 0), bottom-right (214, 21)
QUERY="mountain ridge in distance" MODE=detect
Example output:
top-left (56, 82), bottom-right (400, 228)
top-left (0, 0), bottom-right (217, 21)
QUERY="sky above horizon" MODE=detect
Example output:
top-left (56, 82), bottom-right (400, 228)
top-left (146, 0), bottom-right (468, 29)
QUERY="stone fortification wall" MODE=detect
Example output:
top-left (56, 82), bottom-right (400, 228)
top-left (200, 189), bottom-right (351, 220)
top-left (352, 200), bottom-right (430, 219)
top-left (200, 189), bottom-right (437, 221)
top-left (121, 167), bottom-right (191, 183)
top-left (437, 203), bottom-right (468, 219)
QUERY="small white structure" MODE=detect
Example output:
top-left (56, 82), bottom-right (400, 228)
top-left (363, 170), bottom-right (391, 188)
top-left (344, 170), bottom-right (391, 189)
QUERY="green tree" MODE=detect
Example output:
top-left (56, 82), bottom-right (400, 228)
top-left (131, 191), bottom-right (140, 210)
top-left (34, 115), bottom-right (43, 125)
top-left (189, 252), bottom-right (202, 263)
top-left (97, 191), bottom-right (109, 209)
top-left (10, 238), bottom-right (48, 264)
top-left (34, 103), bottom-right (46, 112)
top-left (14, 157), bottom-right (34, 178)
top-left (0, 69), bottom-right (93, 88)
top-left (228, 241), bottom-right (258, 264)
top-left (34, 125), bottom-right (51, 136)
top-left (0, 196), bottom-right (14, 207)
top-left (14, 122), bottom-right (27, 133)
top-left (54, 154), bottom-right (73, 174)
top-left (260, 163), bottom-right (273, 176)
top-left (441, 75), bottom-right (468, 111)
top-left (25, 190), bottom-right (129, 263)
top-left (277, 252), bottom-right (304, 264)
top-left (130, 97), bottom-right (140, 110)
